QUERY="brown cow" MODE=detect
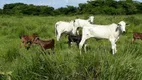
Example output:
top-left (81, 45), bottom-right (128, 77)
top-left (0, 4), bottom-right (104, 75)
top-left (33, 37), bottom-right (55, 54)
top-left (133, 32), bottom-right (142, 42)
top-left (20, 34), bottom-right (39, 50)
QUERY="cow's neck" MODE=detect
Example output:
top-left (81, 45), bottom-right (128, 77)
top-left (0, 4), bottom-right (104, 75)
top-left (115, 26), bottom-right (122, 36)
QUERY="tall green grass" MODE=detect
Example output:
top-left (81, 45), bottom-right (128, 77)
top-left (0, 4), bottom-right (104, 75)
top-left (0, 15), bottom-right (142, 80)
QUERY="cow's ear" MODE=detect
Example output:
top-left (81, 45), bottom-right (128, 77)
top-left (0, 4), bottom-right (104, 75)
top-left (117, 24), bottom-right (121, 27)
top-left (35, 37), bottom-right (40, 40)
top-left (33, 33), bottom-right (38, 36)
top-left (37, 37), bottom-right (40, 40)
top-left (19, 34), bottom-right (24, 39)
top-left (19, 35), bottom-right (24, 39)
top-left (115, 27), bottom-right (119, 32)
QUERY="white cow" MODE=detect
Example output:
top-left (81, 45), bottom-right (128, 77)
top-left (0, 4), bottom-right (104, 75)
top-left (55, 16), bottom-right (94, 41)
top-left (88, 16), bottom-right (94, 24)
top-left (72, 16), bottom-right (94, 35)
top-left (74, 16), bottom-right (94, 27)
top-left (55, 21), bottom-right (75, 41)
top-left (79, 21), bottom-right (127, 55)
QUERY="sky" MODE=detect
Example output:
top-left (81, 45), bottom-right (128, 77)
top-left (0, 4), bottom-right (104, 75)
top-left (0, 0), bottom-right (142, 9)
top-left (0, 0), bottom-right (88, 9)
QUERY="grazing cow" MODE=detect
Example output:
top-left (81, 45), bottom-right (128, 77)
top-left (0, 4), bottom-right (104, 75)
top-left (88, 16), bottom-right (94, 24)
top-left (55, 16), bottom-right (94, 41)
top-left (72, 16), bottom-right (94, 35)
top-left (55, 21), bottom-right (75, 41)
top-left (79, 21), bottom-right (127, 55)
top-left (68, 34), bottom-right (82, 48)
top-left (133, 32), bottom-right (142, 41)
top-left (20, 34), bottom-right (39, 50)
top-left (33, 37), bottom-right (55, 54)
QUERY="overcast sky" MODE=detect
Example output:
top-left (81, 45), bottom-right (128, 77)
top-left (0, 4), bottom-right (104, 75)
top-left (0, 0), bottom-right (141, 9)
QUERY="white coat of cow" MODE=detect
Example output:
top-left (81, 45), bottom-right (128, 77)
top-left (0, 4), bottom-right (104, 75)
top-left (72, 16), bottom-right (94, 35)
top-left (88, 16), bottom-right (94, 24)
top-left (55, 16), bottom-right (94, 41)
top-left (79, 21), bottom-right (127, 55)
top-left (55, 21), bottom-right (75, 41)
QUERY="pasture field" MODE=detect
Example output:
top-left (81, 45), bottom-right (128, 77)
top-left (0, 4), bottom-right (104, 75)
top-left (0, 14), bottom-right (142, 80)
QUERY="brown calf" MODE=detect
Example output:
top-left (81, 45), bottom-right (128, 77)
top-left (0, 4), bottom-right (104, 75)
top-left (33, 37), bottom-right (55, 54)
top-left (133, 32), bottom-right (142, 42)
top-left (20, 34), bottom-right (39, 50)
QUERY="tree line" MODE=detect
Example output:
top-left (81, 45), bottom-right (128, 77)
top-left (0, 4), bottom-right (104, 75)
top-left (0, 0), bottom-right (142, 16)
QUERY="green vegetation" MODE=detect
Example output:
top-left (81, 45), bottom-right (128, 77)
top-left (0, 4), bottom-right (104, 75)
top-left (0, 0), bottom-right (142, 15)
top-left (0, 15), bottom-right (142, 80)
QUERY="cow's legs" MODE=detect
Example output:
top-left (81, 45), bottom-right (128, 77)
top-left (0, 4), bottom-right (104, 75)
top-left (27, 41), bottom-right (32, 50)
top-left (114, 44), bottom-right (117, 53)
top-left (109, 38), bottom-right (116, 55)
top-left (76, 41), bottom-right (80, 48)
top-left (84, 44), bottom-right (87, 53)
top-left (79, 36), bottom-right (88, 54)
top-left (51, 48), bottom-right (55, 54)
top-left (40, 46), bottom-right (47, 54)
top-left (23, 42), bottom-right (27, 48)
top-left (115, 37), bottom-right (119, 42)
top-left (79, 39), bottom-right (85, 55)
top-left (57, 32), bottom-right (61, 41)
top-left (76, 30), bottom-right (79, 35)
top-left (68, 40), bottom-right (71, 48)
top-left (24, 42), bottom-right (29, 49)
top-left (20, 42), bottom-right (23, 48)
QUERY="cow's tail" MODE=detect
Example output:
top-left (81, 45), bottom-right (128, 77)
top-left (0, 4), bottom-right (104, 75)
top-left (55, 23), bottom-right (58, 37)
top-left (52, 39), bottom-right (55, 47)
top-left (52, 39), bottom-right (55, 43)
top-left (51, 39), bottom-right (55, 54)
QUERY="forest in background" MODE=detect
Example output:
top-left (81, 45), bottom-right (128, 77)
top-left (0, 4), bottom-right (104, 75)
top-left (0, 0), bottom-right (142, 16)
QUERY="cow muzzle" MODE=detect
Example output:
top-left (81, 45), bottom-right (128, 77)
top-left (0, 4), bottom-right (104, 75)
top-left (123, 31), bottom-right (126, 34)
top-left (123, 31), bottom-right (126, 33)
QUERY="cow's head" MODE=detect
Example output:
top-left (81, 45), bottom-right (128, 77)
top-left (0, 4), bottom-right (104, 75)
top-left (72, 20), bottom-right (79, 35)
top-left (73, 19), bottom-right (80, 28)
top-left (118, 21), bottom-right (126, 33)
top-left (33, 37), bottom-right (40, 44)
top-left (88, 16), bottom-right (94, 24)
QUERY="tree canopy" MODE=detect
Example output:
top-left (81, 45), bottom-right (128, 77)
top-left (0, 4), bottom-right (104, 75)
top-left (0, 0), bottom-right (142, 15)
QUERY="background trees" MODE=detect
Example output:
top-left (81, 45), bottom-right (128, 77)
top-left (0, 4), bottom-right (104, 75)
top-left (0, 0), bottom-right (142, 16)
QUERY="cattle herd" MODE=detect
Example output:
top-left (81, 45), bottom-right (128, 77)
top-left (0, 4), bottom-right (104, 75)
top-left (20, 16), bottom-right (142, 55)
